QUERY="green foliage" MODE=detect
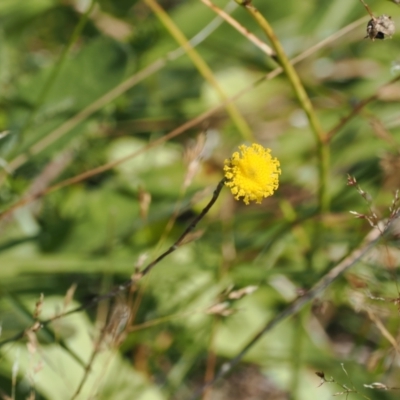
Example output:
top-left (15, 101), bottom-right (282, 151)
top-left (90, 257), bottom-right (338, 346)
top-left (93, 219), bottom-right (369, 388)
top-left (1, 0), bottom-right (400, 399)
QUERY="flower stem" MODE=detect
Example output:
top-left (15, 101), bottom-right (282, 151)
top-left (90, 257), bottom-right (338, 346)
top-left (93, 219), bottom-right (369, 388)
top-left (236, 1), bottom-right (330, 212)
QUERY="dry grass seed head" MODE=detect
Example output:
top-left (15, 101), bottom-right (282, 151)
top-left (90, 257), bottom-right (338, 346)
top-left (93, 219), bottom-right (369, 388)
top-left (104, 300), bottom-right (131, 346)
top-left (183, 133), bottom-right (206, 188)
top-left (138, 186), bottom-right (151, 220)
top-left (33, 294), bottom-right (44, 320)
top-left (366, 15), bottom-right (395, 40)
top-left (63, 283), bottom-right (77, 310)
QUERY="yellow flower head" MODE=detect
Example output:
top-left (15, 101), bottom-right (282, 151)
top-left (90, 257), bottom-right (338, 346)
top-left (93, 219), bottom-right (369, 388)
top-left (224, 143), bottom-right (281, 205)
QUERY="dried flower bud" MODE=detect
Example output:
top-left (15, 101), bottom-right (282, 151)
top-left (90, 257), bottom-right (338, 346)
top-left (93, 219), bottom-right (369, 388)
top-left (228, 285), bottom-right (258, 300)
top-left (366, 15), bottom-right (395, 40)
top-left (347, 175), bottom-right (357, 186)
top-left (33, 293), bottom-right (44, 320)
top-left (363, 382), bottom-right (388, 390)
top-left (105, 302), bottom-right (131, 345)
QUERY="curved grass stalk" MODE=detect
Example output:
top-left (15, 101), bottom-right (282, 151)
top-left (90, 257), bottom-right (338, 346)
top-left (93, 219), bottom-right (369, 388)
top-left (143, 0), bottom-right (254, 141)
top-left (0, 2), bottom-right (237, 181)
top-left (234, 0), bottom-right (329, 212)
top-left (0, 179), bottom-right (227, 348)
top-left (0, 17), bottom-right (368, 220)
top-left (3, 15), bottom-right (364, 185)
top-left (201, 0), bottom-right (275, 58)
top-left (191, 220), bottom-right (387, 399)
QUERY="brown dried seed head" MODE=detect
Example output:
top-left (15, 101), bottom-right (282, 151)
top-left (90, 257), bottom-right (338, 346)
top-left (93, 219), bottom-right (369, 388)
top-left (183, 133), bottom-right (205, 188)
top-left (366, 15), bottom-right (395, 40)
top-left (105, 302), bottom-right (131, 344)
top-left (138, 186), bottom-right (151, 220)
top-left (33, 293), bottom-right (44, 320)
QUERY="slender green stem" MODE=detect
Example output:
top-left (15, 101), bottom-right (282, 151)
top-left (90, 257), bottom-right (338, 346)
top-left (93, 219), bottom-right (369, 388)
top-left (144, 0), bottom-right (254, 142)
top-left (0, 180), bottom-right (227, 350)
top-left (19, 0), bottom-right (97, 139)
top-left (237, 1), bottom-right (330, 212)
top-left (0, 17), bottom-right (365, 207)
top-left (0, 3), bottom-right (230, 183)
top-left (191, 221), bottom-right (385, 399)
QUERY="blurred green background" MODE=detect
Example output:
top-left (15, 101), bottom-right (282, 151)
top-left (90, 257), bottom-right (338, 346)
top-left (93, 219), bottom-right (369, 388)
top-left (1, 0), bottom-right (400, 399)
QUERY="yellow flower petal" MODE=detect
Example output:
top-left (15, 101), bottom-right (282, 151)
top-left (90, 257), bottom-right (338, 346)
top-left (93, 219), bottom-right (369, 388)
top-left (224, 143), bottom-right (281, 205)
